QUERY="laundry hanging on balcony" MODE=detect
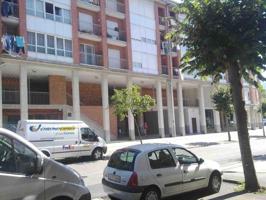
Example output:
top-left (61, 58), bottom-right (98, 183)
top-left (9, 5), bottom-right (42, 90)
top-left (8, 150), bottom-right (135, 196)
top-left (1, 34), bottom-right (25, 57)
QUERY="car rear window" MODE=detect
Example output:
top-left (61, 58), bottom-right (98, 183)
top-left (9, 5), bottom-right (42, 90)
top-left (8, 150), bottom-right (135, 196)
top-left (108, 149), bottom-right (140, 171)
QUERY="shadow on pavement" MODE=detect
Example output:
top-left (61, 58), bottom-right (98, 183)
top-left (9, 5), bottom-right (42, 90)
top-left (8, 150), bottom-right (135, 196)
top-left (249, 136), bottom-right (266, 140)
top-left (187, 142), bottom-right (219, 148)
top-left (253, 154), bottom-right (266, 161)
top-left (164, 189), bottom-right (246, 200)
top-left (59, 156), bottom-right (110, 165)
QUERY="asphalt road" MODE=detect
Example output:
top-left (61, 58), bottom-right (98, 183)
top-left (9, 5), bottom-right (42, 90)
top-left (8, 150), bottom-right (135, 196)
top-left (66, 131), bottom-right (266, 199)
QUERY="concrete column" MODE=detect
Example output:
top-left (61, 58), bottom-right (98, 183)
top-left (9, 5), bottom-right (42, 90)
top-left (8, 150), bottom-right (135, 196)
top-left (20, 65), bottom-right (28, 121)
top-left (72, 71), bottom-right (80, 120)
top-left (198, 85), bottom-right (207, 134)
top-left (0, 70), bottom-right (2, 128)
top-left (156, 80), bottom-right (165, 138)
top-left (213, 110), bottom-right (221, 132)
top-left (166, 80), bottom-right (176, 137)
top-left (177, 82), bottom-right (185, 136)
top-left (101, 74), bottom-right (110, 143)
top-left (127, 78), bottom-right (135, 140)
top-left (250, 106), bottom-right (255, 130)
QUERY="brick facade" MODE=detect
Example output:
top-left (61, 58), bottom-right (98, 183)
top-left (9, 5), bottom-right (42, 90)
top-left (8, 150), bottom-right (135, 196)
top-left (49, 76), bottom-right (67, 105)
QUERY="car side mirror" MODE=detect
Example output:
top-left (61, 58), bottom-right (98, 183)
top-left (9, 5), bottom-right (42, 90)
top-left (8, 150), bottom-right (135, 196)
top-left (25, 155), bottom-right (43, 176)
top-left (198, 158), bottom-right (204, 164)
top-left (36, 155), bottom-right (44, 174)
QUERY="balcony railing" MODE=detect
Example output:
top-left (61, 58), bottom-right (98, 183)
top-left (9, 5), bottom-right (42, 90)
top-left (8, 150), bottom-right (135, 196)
top-left (29, 91), bottom-right (49, 105)
top-left (2, 90), bottom-right (49, 105)
top-left (79, 0), bottom-right (100, 6)
top-left (1, 1), bottom-right (19, 18)
top-left (106, 0), bottom-right (125, 13)
top-left (108, 57), bottom-right (128, 70)
top-left (159, 16), bottom-right (166, 26)
top-left (161, 65), bottom-right (168, 75)
top-left (79, 21), bottom-right (101, 36)
top-left (183, 98), bottom-right (199, 107)
top-left (80, 52), bottom-right (103, 66)
top-left (107, 28), bottom-right (126, 42)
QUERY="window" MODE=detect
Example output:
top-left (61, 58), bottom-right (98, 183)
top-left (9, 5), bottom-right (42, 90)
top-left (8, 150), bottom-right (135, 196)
top-left (55, 7), bottom-right (63, 22)
top-left (0, 135), bottom-right (15, 173)
top-left (45, 2), bottom-right (54, 20)
top-left (37, 33), bottom-right (45, 53)
top-left (148, 149), bottom-right (176, 169)
top-left (56, 38), bottom-right (64, 56)
top-left (36, 0), bottom-right (44, 17)
top-left (108, 150), bottom-right (139, 171)
top-left (63, 9), bottom-right (71, 24)
top-left (27, 32), bottom-right (36, 52)
top-left (173, 148), bottom-right (198, 164)
top-left (80, 128), bottom-right (96, 141)
top-left (47, 35), bottom-right (55, 55)
top-left (65, 40), bottom-right (72, 57)
top-left (26, 0), bottom-right (35, 15)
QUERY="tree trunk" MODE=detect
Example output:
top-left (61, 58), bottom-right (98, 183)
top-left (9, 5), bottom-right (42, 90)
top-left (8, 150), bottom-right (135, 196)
top-left (226, 117), bottom-right (231, 141)
top-left (228, 64), bottom-right (260, 191)
top-left (134, 117), bottom-right (143, 144)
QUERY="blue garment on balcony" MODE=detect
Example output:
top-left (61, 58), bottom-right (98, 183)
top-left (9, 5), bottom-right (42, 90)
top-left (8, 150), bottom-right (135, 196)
top-left (16, 36), bottom-right (24, 47)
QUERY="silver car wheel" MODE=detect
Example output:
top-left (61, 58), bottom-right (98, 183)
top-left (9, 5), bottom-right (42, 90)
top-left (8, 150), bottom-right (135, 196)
top-left (145, 191), bottom-right (159, 200)
top-left (212, 174), bottom-right (221, 192)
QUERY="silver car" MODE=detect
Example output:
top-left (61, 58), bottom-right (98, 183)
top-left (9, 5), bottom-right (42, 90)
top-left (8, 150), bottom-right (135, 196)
top-left (0, 128), bottom-right (91, 200)
top-left (102, 143), bottom-right (222, 200)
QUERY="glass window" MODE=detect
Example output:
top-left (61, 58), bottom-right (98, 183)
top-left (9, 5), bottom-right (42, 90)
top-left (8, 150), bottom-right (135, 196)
top-left (64, 40), bottom-right (72, 57)
top-left (37, 33), bottom-right (45, 53)
top-left (36, 0), bottom-right (44, 18)
top-left (0, 135), bottom-right (15, 173)
top-left (55, 7), bottom-right (63, 22)
top-left (80, 128), bottom-right (96, 141)
top-left (47, 35), bottom-right (55, 55)
top-left (26, 0), bottom-right (35, 15)
top-left (148, 149), bottom-right (176, 169)
top-left (56, 38), bottom-right (64, 56)
top-left (13, 140), bottom-right (37, 174)
top-left (27, 31), bottom-right (36, 52)
top-left (45, 2), bottom-right (54, 20)
top-left (174, 148), bottom-right (198, 164)
top-left (63, 9), bottom-right (71, 24)
top-left (108, 150), bottom-right (139, 171)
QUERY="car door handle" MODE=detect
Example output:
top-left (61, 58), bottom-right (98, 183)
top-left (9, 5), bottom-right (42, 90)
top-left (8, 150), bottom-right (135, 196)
top-left (183, 170), bottom-right (189, 174)
top-left (156, 173), bottom-right (162, 177)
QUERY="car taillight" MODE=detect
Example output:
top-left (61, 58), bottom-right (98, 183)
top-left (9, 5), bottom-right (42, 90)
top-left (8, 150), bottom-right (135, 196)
top-left (128, 172), bottom-right (138, 187)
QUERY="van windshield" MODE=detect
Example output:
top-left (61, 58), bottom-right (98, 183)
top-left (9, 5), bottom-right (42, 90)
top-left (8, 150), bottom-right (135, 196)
top-left (108, 149), bottom-right (140, 171)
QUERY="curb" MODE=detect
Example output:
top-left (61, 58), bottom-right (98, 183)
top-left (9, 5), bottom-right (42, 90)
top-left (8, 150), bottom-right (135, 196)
top-left (223, 179), bottom-right (242, 185)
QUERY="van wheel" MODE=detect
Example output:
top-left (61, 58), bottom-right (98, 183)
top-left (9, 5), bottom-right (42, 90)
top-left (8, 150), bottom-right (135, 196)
top-left (208, 171), bottom-right (222, 193)
top-left (141, 187), bottom-right (160, 200)
top-left (91, 148), bottom-right (103, 160)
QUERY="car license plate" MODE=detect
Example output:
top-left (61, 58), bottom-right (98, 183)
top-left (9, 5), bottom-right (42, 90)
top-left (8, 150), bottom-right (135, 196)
top-left (108, 174), bottom-right (121, 183)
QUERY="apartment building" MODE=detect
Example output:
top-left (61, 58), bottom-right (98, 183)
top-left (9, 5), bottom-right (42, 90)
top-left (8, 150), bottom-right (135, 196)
top-left (0, 0), bottom-right (262, 142)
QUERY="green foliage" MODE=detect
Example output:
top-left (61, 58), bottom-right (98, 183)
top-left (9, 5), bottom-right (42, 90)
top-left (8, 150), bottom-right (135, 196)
top-left (212, 86), bottom-right (233, 117)
top-left (111, 85), bottom-right (156, 121)
top-left (167, 0), bottom-right (266, 86)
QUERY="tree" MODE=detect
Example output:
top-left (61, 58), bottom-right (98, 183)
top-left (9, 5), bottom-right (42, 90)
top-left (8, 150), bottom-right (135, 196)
top-left (212, 86), bottom-right (233, 141)
top-left (167, 0), bottom-right (266, 191)
top-left (111, 85), bottom-right (155, 144)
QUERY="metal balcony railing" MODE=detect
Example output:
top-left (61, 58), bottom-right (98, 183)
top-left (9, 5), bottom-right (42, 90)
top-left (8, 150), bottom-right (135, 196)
top-left (79, 21), bottom-right (101, 36)
top-left (80, 0), bottom-right (100, 6)
top-left (108, 57), bottom-right (128, 70)
top-left (80, 52), bottom-right (103, 66)
top-left (107, 28), bottom-right (126, 42)
top-left (183, 98), bottom-right (199, 107)
top-left (2, 90), bottom-right (49, 104)
top-left (1, 1), bottom-right (19, 18)
top-left (106, 0), bottom-right (125, 13)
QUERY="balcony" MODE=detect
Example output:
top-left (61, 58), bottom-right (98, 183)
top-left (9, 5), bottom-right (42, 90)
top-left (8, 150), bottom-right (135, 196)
top-left (1, 1), bottom-right (19, 25)
top-left (173, 67), bottom-right (179, 78)
top-left (78, 21), bottom-right (102, 42)
top-left (2, 90), bottom-right (49, 105)
top-left (159, 16), bottom-right (166, 30)
top-left (183, 98), bottom-right (199, 107)
top-left (77, 0), bottom-right (100, 12)
top-left (105, 0), bottom-right (125, 19)
top-left (108, 57), bottom-right (128, 70)
top-left (80, 52), bottom-right (103, 67)
top-left (107, 28), bottom-right (127, 47)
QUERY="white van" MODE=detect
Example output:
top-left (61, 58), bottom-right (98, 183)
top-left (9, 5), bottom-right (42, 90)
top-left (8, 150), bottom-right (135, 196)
top-left (0, 128), bottom-right (91, 200)
top-left (16, 120), bottom-right (107, 160)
